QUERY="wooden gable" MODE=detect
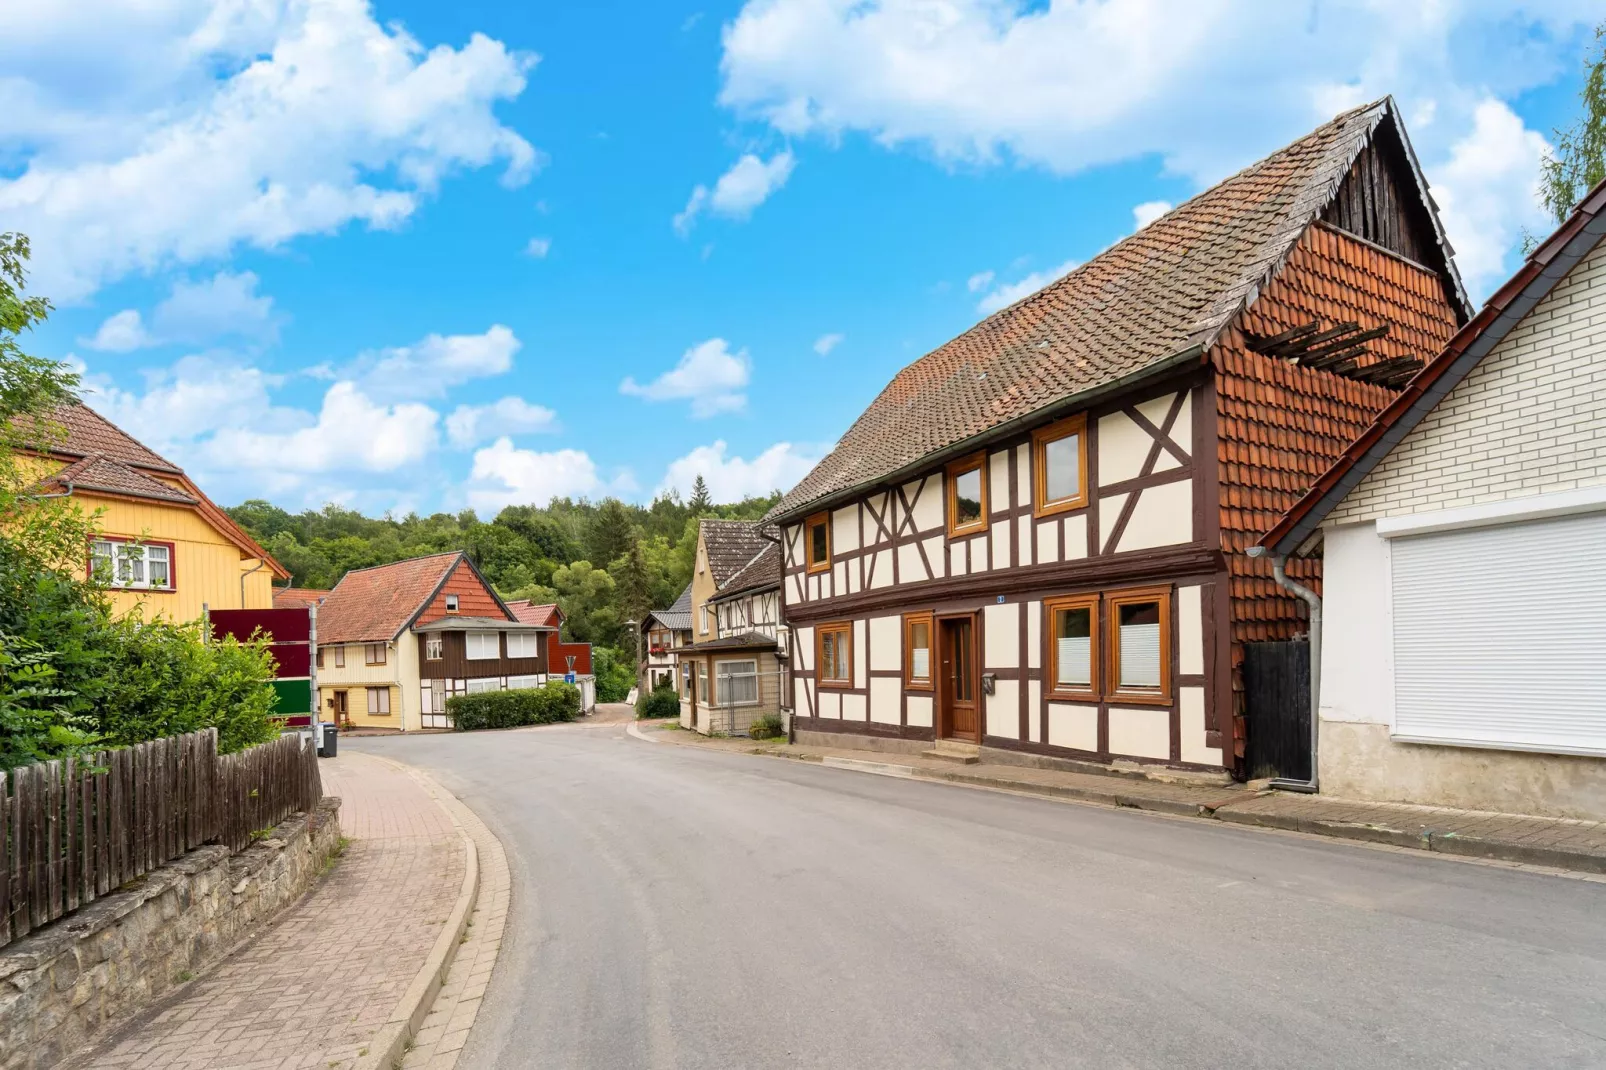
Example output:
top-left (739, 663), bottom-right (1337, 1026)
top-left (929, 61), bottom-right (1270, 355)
top-left (414, 558), bottom-right (509, 626)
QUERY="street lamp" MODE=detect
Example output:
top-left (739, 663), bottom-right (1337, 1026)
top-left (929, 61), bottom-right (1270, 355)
top-left (623, 617), bottom-right (642, 701)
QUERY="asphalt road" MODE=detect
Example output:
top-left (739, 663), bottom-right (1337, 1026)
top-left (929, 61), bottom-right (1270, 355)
top-left (348, 723), bottom-right (1606, 1070)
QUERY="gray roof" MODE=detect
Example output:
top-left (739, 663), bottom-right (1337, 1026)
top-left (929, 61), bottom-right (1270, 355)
top-left (768, 97), bottom-right (1468, 523)
top-left (710, 542), bottom-right (779, 603)
top-left (700, 519), bottom-right (771, 586)
top-left (413, 616), bottom-right (551, 633)
top-left (684, 632), bottom-right (778, 652)
top-left (646, 583), bottom-right (694, 632)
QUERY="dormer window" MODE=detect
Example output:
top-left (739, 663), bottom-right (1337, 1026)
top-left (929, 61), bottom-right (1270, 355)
top-left (445, 594), bottom-right (460, 613)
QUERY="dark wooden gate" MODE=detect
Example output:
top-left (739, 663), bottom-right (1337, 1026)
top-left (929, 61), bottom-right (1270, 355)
top-left (1243, 640), bottom-right (1311, 781)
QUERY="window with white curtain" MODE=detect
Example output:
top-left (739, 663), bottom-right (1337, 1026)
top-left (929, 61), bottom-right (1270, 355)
top-left (506, 632), bottom-right (539, 658)
top-left (91, 539), bottom-right (172, 590)
top-left (466, 632), bottom-right (500, 660)
top-left (425, 635), bottom-right (443, 660)
top-left (717, 660), bottom-right (759, 705)
top-left (466, 677), bottom-right (501, 693)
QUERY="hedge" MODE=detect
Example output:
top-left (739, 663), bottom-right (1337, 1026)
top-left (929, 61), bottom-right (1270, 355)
top-left (447, 682), bottom-right (582, 731)
top-left (635, 680), bottom-right (680, 720)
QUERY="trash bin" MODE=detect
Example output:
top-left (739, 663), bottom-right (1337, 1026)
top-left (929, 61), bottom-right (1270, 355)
top-left (319, 722), bottom-right (338, 758)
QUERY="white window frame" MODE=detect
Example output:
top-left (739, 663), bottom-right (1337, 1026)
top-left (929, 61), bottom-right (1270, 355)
top-left (507, 674), bottom-right (541, 690)
top-left (92, 539), bottom-right (173, 591)
top-left (506, 632), bottom-right (539, 659)
top-left (715, 658), bottom-right (759, 707)
top-left (466, 632), bottom-right (500, 660)
top-left (425, 635), bottom-right (443, 660)
top-left (466, 677), bottom-right (501, 694)
top-left (445, 593), bottom-right (460, 613)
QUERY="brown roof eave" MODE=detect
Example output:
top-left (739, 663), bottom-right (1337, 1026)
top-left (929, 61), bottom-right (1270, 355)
top-left (768, 343), bottom-right (1206, 525)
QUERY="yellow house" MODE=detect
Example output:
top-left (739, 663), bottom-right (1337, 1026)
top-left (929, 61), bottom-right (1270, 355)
top-left (28, 403), bottom-right (288, 618)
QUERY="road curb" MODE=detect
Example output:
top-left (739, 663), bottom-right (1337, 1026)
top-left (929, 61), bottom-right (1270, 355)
top-left (354, 761), bottom-right (483, 1070)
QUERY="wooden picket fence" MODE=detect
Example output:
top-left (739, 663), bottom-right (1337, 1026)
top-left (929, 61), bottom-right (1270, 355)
top-left (0, 728), bottom-right (322, 949)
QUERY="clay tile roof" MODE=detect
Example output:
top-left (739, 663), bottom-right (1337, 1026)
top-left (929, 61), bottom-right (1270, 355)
top-left (647, 584), bottom-right (694, 632)
top-left (700, 520), bottom-right (771, 586)
top-left (273, 587), bottom-right (330, 610)
top-left (21, 403), bottom-right (183, 473)
top-left (505, 600), bottom-right (562, 628)
top-left (48, 454), bottom-right (196, 504)
top-left (712, 542), bottom-right (779, 601)
top-left (315, 552), bottom-right (463, 644)
top-left (771, 98), bottom-right (1459, 522)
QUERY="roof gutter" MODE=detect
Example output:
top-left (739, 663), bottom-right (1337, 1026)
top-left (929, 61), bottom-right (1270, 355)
top-left (771, 344), bottom-right (1206, 525)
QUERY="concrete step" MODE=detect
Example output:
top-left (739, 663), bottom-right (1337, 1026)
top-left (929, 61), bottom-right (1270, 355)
top-left (922, 741), bottom-right (981, 765)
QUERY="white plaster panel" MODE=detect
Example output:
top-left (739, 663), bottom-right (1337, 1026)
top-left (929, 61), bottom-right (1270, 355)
top-left (783, 524), bottom-right (800, 567)
top-left (789, 573), bottom-right (805, 605)
top-left (870, 677), bottom-right (902, 724)
top-left (1178, 585), bottom-right (1204, 676)
top-left (793, 680), bottom-right (810, 715)
top-left (991, 526), bottom-right (1011, 570)
top-left (1179, 687), bottom-right (1221, 766)
top-left (1035, 520), bottom-right (1059, 563)
top-left (1017, 515), bottom-right (1033, 566)
top-left (1108, 706), bottom-right (1171, 760)
top-left (833, 505), bottom-right (861, 554)
top-left (795, 627), bottom-right (814, 670)
top-left (983, 602), bottom-right (1019, 668)
top-left (1063, 514), bottom-right (1088, 561)
top-left (1048, 703), bottom-right (1099, 751)
top-left (1028, 680), bottom-right (1042, 741)
top-left (1170, 388), bottom-right (1193, 454)
top-left (834, 560), bottom-right (848, 594)
top-left (1026, 600), bottom-right (1042, 669)
top-left (841, 692), bottom-right (867, 722)
top-left (1319, 521), bottom-right (1391, 727)
top-left (907, 695), bottom-right (933, 728)
top-left (1137, 392), bottom-right (1190, 455)
top-left (852, 619), bottom-right (867, 687)
top-left (868, 615), bottom-right (901, 671)
top-left (1153, 451), bottom-right (1182, 474)
top-left (818, 689), bottom-right (840, 719)
top-left (1116, 479), bottom-right (1193, 552)
top-left (1016, 444), bottom-right (1031, 510)
top-left (867, 493), bottom-right (890, 546)
top-left (948, 542), bottom-right (966, 577)
top-left (1098, 410), bottom-right (1150, 484)
top-left (990, 450), bottom-right (1011, 514)
top-left (870, 549), bottom-right (893, 589)
top-left (986, 681), bottom-right (1020, 739)
top-left (972, 533), bottom-right (990, 572)
top-left (1099, 492), bottom-right (1129, 551)
top-left (911, 476), bottom-right (943, 531)
top-left (898, 543), bottom-right (924, 583)
top-left (923, 536), bottom-right (947, 577)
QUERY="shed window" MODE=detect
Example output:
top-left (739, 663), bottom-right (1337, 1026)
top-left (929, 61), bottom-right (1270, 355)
top-left (945, 453), bottom-right (989, 537)
top-left (466, 632), bottom-right (500, 660)
top-left (697, 663), bottom-right (709, 704)
top-left (818, 622), bottom-right (852, 687)
top-left (1046, 594), bottom-right (1099, 700)
top-left (717, 659), bottom-right (759, 706)
top-left (1033, 414), bottom-right (1088, 516)
top-left (506, 632), bottom-right (539, 659)
top-left (904, 612), bottom-right (933, 690)
top-left (366, 687), bottom-right (391, 715)
top-left (805, 512), bottom-right (831, 573)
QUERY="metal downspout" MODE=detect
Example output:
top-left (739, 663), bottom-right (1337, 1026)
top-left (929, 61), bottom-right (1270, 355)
top-left (1247, 547), bottom-right (1322, 793)
top-left (240, 558), bottom-right (267, 608)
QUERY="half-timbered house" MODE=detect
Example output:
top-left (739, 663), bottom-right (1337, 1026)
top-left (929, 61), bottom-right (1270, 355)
top-left (768, 98), bottom-right (1470, 773)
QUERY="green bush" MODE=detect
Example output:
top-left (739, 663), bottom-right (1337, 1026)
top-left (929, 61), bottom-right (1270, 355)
top-left (592, 646), bottom-right (634, 703)
top-left (635, 679), bottom-right (680, 720)
top-left (448, 681), bottom-right (581, 731)
top-left (749, 713), bottom-right (783, 740)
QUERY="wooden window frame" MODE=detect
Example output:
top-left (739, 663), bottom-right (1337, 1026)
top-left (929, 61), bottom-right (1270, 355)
top-left (804, 511), bottom-right (832, 574)
top-left (365, 643), bottom-right (387, 666)
top-left (1044, 593), bottom-right (1101, 702)
top-left (333, 645), bottom-right (345, 669)
top-left (815, 621), bottom-right (853, 689)
top-left (1032, 413), bottom-right (1089, 518)
top-left (1104, 585), bottom-right (1172, 706)
top-left (944, 451), bottom-right (990, 538)
top-left (445, 593), bottom-right (460, 614)
top-left (903, 611), bottom-right (934, 691)
top-left (366, 686), bottom-right (391, 716)
top-left (424, 635), bottom-right (443, 661)
top-left (316, 646), bottom-right (324, 669)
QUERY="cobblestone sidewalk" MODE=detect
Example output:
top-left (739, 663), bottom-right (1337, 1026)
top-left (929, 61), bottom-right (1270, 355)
top-left (64, 753), bottom-right (468, 1070)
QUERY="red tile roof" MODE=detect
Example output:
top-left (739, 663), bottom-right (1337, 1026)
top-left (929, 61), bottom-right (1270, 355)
top-left (273, 587), bottom-right (331, 610)
top-left (315, 552), bottom-right (463, 644)
top-left (22, 402), bottom-right (183, 472)
top-left (46, 454), bottom-right (197, 504)
top-left (770, 98), bottom-right (1464, 522)
top-left (505, 600), bottom-right (562, 628)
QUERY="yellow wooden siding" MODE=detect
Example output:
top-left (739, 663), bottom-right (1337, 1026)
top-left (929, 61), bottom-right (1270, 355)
top-left (318, 684), bottom-right (402, 729)
top-left (79, 490), bottom-right (273, 619)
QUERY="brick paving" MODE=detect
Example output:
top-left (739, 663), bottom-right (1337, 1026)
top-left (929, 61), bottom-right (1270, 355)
top-left (65, 753), bottom-right (467, 1070)
top-left (640, 722), bottom-right (1606, 873)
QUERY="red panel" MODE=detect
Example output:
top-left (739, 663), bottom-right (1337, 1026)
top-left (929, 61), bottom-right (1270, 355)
top-left (211, 608), bottom-right (310, 643)
top-left (415, 560), bottom-right (509, 626)
top-left (548, 640), bottom-right (592, 675)
top-left (269, 642), bottom-right (311, 678)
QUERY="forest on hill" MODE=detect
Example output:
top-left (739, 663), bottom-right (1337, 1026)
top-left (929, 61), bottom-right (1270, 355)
top-left (225, 476), bottom-right (778, 694)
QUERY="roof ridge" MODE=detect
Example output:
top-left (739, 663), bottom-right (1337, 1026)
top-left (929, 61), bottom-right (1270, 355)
top-left (336, 549), bottom-right (463, 578)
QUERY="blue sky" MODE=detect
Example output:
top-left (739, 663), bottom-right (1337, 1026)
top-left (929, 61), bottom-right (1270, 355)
top-left (3, 1), bottom-right (1600, 516)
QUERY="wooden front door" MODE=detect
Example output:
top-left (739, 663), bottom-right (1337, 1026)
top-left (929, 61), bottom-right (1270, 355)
top-left (938, 614), bottom-right (979, 742)
top-left (332, 690), bottom-right (348, 727)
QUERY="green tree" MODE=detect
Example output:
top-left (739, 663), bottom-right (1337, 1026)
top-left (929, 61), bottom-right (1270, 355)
top-left (1539, 24), bottom-right (1606, 223)
top-left (688, 475), bottom-right (712, 514)
top-left (587, 498), bottom-right (635, 571)
top-left (547, 561), bottom-right (619, 647)
top-left (611, 539), bottom-right (653, 627)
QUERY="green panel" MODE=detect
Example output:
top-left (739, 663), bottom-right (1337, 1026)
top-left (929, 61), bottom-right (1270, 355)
top-left (270, 678), bottom-right (313, 714)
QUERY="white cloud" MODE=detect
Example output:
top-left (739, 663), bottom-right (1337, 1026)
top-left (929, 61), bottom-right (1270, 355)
top-left (657, 440), bottom-right (823, 501)
top-left (445, 396), bottom-right (557, 448)
top-left (619, 337), bottom-right (751, 417)
top-left (812, 332), bottom-right (844, 356)
top-left (1132, 200), bottom-right (1173, 230)
top-left (976, 259), bottom-right (1079, 315)
top-left (674, 150), bottom-right (795, 234)
top-left (719, 1), bottom-right (1593, 298)
top-left (525, 236), bottom-right (551, 258)
top-left (466, 437), bottom-right (610, 511)
top-left (356, 324), bottom-right (521, 401)
top-left (2, 0), bottom-right (539, 301)
top-left (83, 310), bottom-right (153, 352)
top-left (88, 354), bottom-right (281, 448)
top-left (966, 270), bottom-right (995, 293)
top-left (209, 382), bottom-right (438, 475)
top-left (1431, 98), bottom-right (1550, 294)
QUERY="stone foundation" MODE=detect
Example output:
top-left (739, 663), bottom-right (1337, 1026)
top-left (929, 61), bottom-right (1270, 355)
top-left (0, 797), bottom-right (342, 1069)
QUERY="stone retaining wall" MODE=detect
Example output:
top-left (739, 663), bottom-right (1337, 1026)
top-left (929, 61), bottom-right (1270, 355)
top-left (0, 797), bottom-right (342, 1069)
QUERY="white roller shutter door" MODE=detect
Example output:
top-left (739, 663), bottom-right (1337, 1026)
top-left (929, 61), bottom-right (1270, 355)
top-left (1390, 511), bottom-right (1606, 755)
